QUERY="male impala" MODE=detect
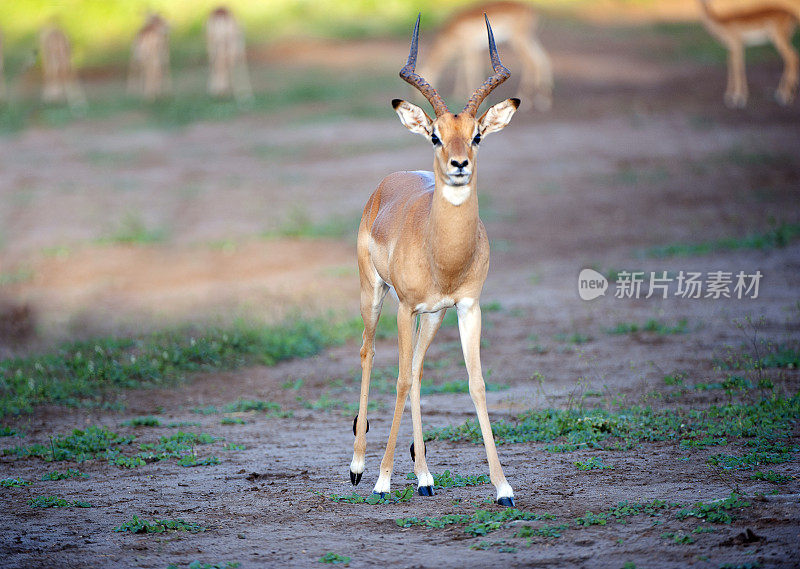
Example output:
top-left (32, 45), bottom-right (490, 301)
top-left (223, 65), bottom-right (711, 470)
top-left (39, 26), bottom-right (85, 108)
top-left (698, 0), bottom-right (798, 107)
top-left (128, 13), bottom-right (171, 101)
top-left (206, 6), bottom-right (253, 102)
top-left (349, 14), bottom-right (519, 507)
top-left (419, 1), bottom-right (552, 111)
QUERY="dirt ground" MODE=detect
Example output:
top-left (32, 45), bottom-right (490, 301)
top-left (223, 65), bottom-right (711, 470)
top-left (1, 15), bottom-right (800, 569)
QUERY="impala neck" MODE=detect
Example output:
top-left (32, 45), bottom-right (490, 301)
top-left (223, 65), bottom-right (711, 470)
top-left (426, 162), bottom-right (481, 278)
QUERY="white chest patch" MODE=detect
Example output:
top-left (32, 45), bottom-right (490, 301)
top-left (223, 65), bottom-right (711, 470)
top-left (442, 184), bottom-right (471, 206)
top-left (742, 29), bottom-right (770, 46)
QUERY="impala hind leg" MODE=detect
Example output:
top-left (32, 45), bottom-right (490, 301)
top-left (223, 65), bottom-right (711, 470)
top-left (350, 278), bottom-right (388, 486)
top-left (456, 299), bottom-right (514, 506)
top-left (410, 310), bottom-right (445, 495)
top-left (771, 25), bottom-right (798, 106)
top-left (725, 40), bottom-right (748, 108)
top-left (372, 303), bottom-right (414, 497)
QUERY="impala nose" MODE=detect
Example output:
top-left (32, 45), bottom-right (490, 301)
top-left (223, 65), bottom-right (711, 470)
top-left (450, 159), bottom-right (469, 169)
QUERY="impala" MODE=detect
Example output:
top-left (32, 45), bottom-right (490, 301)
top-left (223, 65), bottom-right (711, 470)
top-left (39, 26), bottom-right (85, 108)
top-left (0, 30), bottom-right (6, 102)
top-left (349, 14), bottom-right (519, 507)
top-left (206, 6), bottom-right (253, 102)
top-left (418, 1), bottom-right (552, 111)
top-left (698, 0), bottom-right (798, 107)
top-left (128, 13), bottom-right (171, 101)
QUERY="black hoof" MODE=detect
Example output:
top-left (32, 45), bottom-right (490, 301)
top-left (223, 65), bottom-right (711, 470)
top-left (497, 496), bottom-right (515, 508)
top-left (352, 415), bottom-right (369, 436)
top-left (410, 441), bottom-right (427, 461)
top-left (350, 470), bottom-right (362, 486)
top-left (371, 491), bottom-right (389, 500)
top-left (418, 485), bottom-right (434, 496)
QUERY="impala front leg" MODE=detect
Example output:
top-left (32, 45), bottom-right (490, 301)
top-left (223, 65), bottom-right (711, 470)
top-left (410, 310), bottom-right (445, 495)
top-left (373, 303), bottom-right (414, 497)
top-left (456, 299), bottom-right (515, 507)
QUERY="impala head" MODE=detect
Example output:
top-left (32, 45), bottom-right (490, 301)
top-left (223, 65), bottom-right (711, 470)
top-left (392, 14), bottom-right (519, 190)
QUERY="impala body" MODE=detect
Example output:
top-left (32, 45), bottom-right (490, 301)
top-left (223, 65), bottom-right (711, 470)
top-left (129, 13), bottom-right (171, 101)
top-left (419, 1), bottom-right (553, 111)
top-left (349, 14), bottom-right (519, 506)
top-left (698, 0), bottom-right (798, 107)
top-left (206, 6), bottom-right (253, 101)
top-left (40, 26), bottom-right (85, 108)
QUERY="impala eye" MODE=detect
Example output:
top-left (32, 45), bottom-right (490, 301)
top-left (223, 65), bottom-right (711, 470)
top-left (472, 133), bottom-right (481, 146)
top-left (431, 133), bottom-right (442, 146)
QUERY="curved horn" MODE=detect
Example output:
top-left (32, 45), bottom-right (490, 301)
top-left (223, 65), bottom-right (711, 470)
top-left (463, 14), bottom-right (511, 116)
top-left (399, 14), bottom-right (449, 117)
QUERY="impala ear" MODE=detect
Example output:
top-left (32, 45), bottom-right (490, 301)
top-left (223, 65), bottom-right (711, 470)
top-left (392, 99), bottom-right (433, 137)
top-left (478, 98), bottom-right (520, 136)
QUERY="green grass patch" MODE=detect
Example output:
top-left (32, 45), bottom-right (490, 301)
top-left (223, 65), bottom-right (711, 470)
top-left (4, 425), bottom-right (134, 462)
top-left (0, 317), bottom-right (350, 417)
top-left (120, 416), bottom-right (162, 427)
top-left (554, 332), bottom-right (592, 344)
top-left (607, 319), bottom-right (687, 335)
top-left (661, 531), bottom-right (695, 545)
top-left (222, 443), bottom-right (245, 451)
top-left (761, 345), bottom-right (800, 369)
top-left (574, 457), bottom-right (613, 471)
top-left (178, 455), bottom-right (220, 467)
top-left (424, 394), bottom-right (800, 456)
top-left (420, 380), bottom-right (507, 396)
top-left (41, 469), bottom-right (89, 481)
top-left (319, 552), bottom-right (351, 565)
top-left (750, 470), bottom-right (791, 484)
top-left (396, 509), bottom-right (554, 537)
top-left (515, 523), bottom-right (571, 539)
top-left (0, 426), bottom-right (21, 437)
top-left (168, 562), bottom-right (241, 569)
top-left (222, 399), bottom-right (281, 413)
top-left (1, 477), bottom-right (31, 488)
top-left (324, 486), bottom-right (415, 505)
top-left (115, 515), bottom-right (205, 534)
top-left (643, 222), bottom-right (800, 258)
top-left (221, 417), bottom-right (246, 425)
top-left (29, 495), bottom-right (93, 508)
top-left (676, 493), bottom-right (750, 524)
top-left (405, 470), bottom-right (490, 488)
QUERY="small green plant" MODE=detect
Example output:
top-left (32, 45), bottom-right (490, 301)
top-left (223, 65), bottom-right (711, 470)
top-left (319, 552), bottom-right (351, 564)
top-left (1, 477), bottom-right (31, 487)
top-left (406, 470), bottom-right (490, 488)
top-left (222, 399), bottom-right (281, 413)
top-left (574, 456), bottom-right (613, 471)
top-left (41, 469), bottom-right (88, 481)
top-left (110, 455), bottom-right (146, 468)
top-left (4, 426), bottom-right (134, 462)
top-left (326, 486), bottom-right (415, 505)
top-left (644, 222), bottom-right (800, 258)
top-left (221, 417), bottom-right (246, 425)
top-left (750, 470), bottom-right (791, 484)
top-left (396, 509), bottom-right (553, 536)
top-left (178, 455), bottom-right (220, 467)
top-left (168, 562), bottom-right (241, 569)
top-left (661, 531), bottom-right (695, 544)
top-left (676, 493), bottom-right (750, 524)
top-left (554, 332), bottom-right (592, 344)
top-left (115, 515), bottom-right (205, 534)
top-left (0, 426), bottom-right (20, 436)
top-left (515, 523), bottom-right (570, 539)
top-left (29, 495), bottom-right (93, 508)
top-left (222, 443), bottom-right (245, 451)
top-left (120, 416), bottom-right (161, 427)
top-left (608, 319), bottom-right (687, 335)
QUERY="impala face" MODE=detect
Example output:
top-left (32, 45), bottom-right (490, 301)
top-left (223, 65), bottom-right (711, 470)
top-left (392, 98), bottom-right (519, 194)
